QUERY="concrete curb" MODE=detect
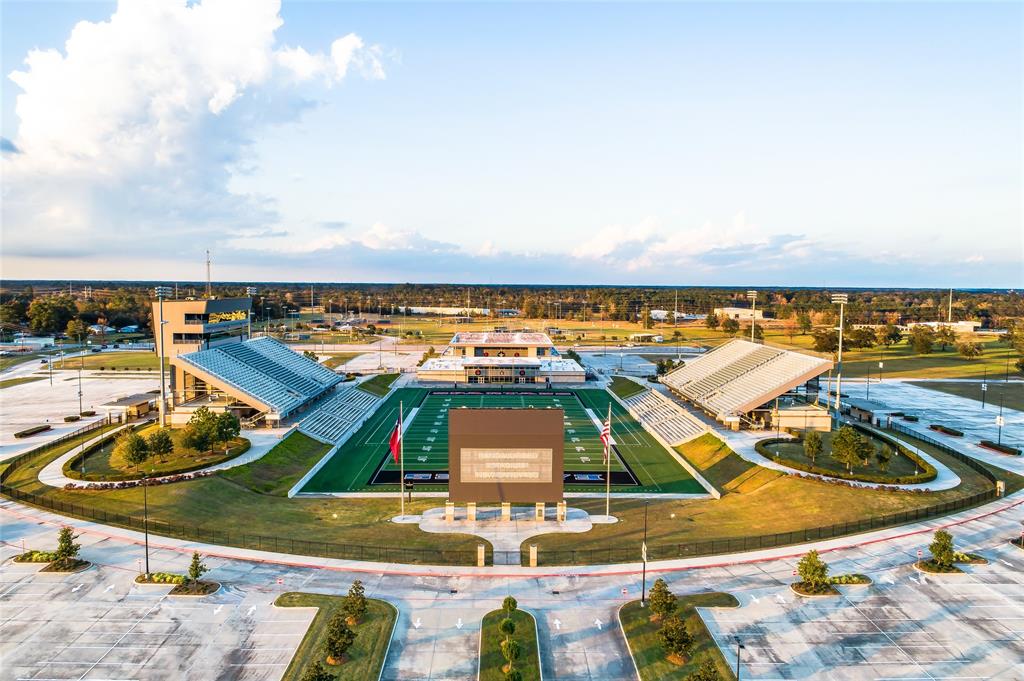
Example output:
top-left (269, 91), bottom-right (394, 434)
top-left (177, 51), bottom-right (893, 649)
top-left (615, 602), bottom-right (643, 681)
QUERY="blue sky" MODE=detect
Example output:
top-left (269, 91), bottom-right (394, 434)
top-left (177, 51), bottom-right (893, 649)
top-left (1, 0), bottom-right (1021, 286)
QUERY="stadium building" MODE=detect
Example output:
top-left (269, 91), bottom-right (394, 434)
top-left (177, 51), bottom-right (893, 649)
top-left (661, 339), bottom-right (832, 430)
top-left (416, 332), bottom-right (584, 384)
top-left (155, 297), bottom-right (343, 426)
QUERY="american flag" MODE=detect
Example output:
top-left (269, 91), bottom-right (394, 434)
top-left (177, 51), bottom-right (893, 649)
top-left (599, 418), bottom-right (614, 464)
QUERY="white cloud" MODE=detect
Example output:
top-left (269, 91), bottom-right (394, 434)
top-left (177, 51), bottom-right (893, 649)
top-left (2, 0), bottom-right (385, 260)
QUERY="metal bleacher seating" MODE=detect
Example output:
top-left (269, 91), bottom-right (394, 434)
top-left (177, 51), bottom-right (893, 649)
top-left (298, 387), bottom-right (381, 443)
top-left (177, 337), bottom-right (343, 419)
top-left (621, 390), bottom-right (708, 446)
top-left (661, 339), bottom-right (831, 420)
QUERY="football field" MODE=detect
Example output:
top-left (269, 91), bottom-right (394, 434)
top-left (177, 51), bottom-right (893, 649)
top-left (300, 387), bottom-right (703, 494)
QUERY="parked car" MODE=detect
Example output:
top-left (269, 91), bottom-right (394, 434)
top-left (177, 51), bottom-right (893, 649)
top-left (40, 358), bottom-right (48, 364)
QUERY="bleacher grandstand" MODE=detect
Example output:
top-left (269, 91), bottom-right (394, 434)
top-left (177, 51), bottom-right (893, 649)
top-left (299, 387), bottom-right (380, 444)
top-left (661, 339), bottom-right (831, 429)
top-left (621, 389), bottom-right (709, 446)
top-left (171, 337), bottom-right (344, 425)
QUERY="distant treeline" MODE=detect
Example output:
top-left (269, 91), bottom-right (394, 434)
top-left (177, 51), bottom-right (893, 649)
top-left (1, 281), bottom-right (1021, 335)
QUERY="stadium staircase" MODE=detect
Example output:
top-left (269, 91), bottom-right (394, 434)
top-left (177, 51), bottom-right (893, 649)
top-left (298, 387), bottom-right (381, 444)
top-left (621, 389), bottom-right (709, 446)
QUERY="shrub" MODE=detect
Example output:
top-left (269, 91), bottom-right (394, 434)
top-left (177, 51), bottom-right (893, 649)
top-left (187, 551), bottom-right (208, 583)
top-left (14, 425), bottom-right (51, 438)
top-left (299, 661), bottom-right (334, 681)
top-left (80, 410), bottom-right (96, 417)
top-left (499, 617), bottom-right (516, 642)
top-left (903, 415), bottom-right (919, 422)
top-left (685, 657), bottom-right (722, 681)
top-left (929, 529), bottom-right (955, 568)
top-left (979, 440), bottom-right (1021, 456)
top-left (502, 595), bottom-right (518, 618)
top-left (54, 526), bottom-right (81, 565)
top-left (500, 638), bottom-right (521, 669)
top-left (64, 415), bottom-right (80, 423)
top-left (797, 550), bottom-right (829, 589)
top-left (929, 424), bottom-right (963, 437)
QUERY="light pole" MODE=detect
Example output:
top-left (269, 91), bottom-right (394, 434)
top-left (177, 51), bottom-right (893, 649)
top-left (77, 334), bottom-right (84, 416)
top-left (832, 293), bottom-right (848, 414)
top-left (142, 473), bottom-right (151, 577)
top-left (640, 501), bottom-right (649, 607)
top-left (997, 351), bottom-right (1009, 444)
top-left (245, 286), bottom-right (257, 339)
top-left (734, 636), bottom-right (746, 680)
top-left (154, 286), bottom-right (173, 428)
top-left (747, 290), bottom-right (757, 342)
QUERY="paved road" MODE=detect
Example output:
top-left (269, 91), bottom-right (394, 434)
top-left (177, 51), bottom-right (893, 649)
top-left (3, 492), bottom-right (1022, 680)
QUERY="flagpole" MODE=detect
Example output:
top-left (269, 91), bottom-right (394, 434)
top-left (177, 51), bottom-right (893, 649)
top-left (399, 400), bottom-right (404, 519)
top-left (605, 403), bottom-right (612, 519)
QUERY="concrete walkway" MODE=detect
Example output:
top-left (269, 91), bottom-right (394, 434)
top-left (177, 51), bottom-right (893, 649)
top-left (38, 427), bottom-right (289, 488)
top-left (718, 425), bottom-right (963, 491)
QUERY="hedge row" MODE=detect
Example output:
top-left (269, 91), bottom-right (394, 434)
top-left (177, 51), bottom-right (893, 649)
top-left (13, 425), bottom-right (51, 439)
top-left (929, 424), bottom-right (964, 437)
top-left (979, 440), bottom-right (1021, 456)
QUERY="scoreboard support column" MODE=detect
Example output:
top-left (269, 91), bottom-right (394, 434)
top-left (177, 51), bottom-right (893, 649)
top-left (501, 502), bottom-right (511, 521)
top-left (534, 502), bottom-right (545, 521)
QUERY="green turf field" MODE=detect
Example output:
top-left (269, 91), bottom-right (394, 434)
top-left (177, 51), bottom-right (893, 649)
top-left (300, 387), bottom-right (703, 495)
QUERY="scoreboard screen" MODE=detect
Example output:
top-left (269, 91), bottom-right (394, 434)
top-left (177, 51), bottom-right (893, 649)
top-left (448, 408), bottom-right (564, 503)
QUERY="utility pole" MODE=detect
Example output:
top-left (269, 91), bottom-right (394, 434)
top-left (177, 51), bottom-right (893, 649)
top-left (246, 287), bottom-right (257, 338)
top-left (205, 250), bottom-right (212, 298)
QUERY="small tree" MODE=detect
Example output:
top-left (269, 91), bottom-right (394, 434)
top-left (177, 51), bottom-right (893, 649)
top-left (659, 615), bottom-right (694, 662)
top-left (324, 611), bottom-right (356, 665)
top-left (115, 431), bottom-right (149, 468)
top-left (213, 411), bottom-right (241, 454)
top-left (705, 313), bottom-right (720, 330)
top-left (504, 670), bottom-right (523, 681)
top-left (910, 326), bottom-right (936, 354)
top-left (303, 350), bottom-right (318, 361)
top-left (647, 578), bottom-right (677, 622)
top-left (803, 431), bottom-right (823, 465)
top-left (500, 638), bottom-right (521, 673)
top-left (686, 657), bottom-right (723, 681)
top-left (875, 444), bottom-right (893, 472)
top-left (957, 342), bottom-right (982, 359)
top-left (936, 326), bottom-right (956, 351)
top-left (797, 550), bottom-right (829, 589)
top-left (721, 318), bottom-right (740, 337)
top-left (187, 551), bottom-right (208, 584)
top-left (299, 661), bottom-right (333, 681)
top-left (499, 617), bottom-right (516, 645)
top-left (929, 529), bottom-right (955, 568)
top-left (147, 428), bottom-right (174, 463)
top-left (830, 426), bottom-right (862, 473)
top-left (54, 526), bottom-right (80, 566)
top-left (342, 579), bottom-right (368, 625)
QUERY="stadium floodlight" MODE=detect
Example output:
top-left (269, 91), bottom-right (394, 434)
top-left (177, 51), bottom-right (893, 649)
top-left (245, 286), bottom-right (257, 296)
top-left (746, 290), bottom-right (757, 342)
top-left (154, 286), bottom-right (173, 427)
top-left (831, 293), bottom-right (848, 413)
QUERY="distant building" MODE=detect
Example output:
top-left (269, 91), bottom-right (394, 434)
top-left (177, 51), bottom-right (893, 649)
top-left (417, 332), bottom-right (584, 384)
top-left (713, 307), bottom-right (765, 321)
top-left (88, 324), bottom-right (116, 335)
top-left (399, 306), bottom-right (490, 316)
top-left (118, 325), bottom-right (140, 333)
top-left (909, 321), bottom-right (981, 334)
top-left (629, 333), bottom-right (664, 343)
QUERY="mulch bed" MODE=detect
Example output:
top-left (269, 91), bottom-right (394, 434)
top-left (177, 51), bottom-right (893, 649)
top-left (169, 580), bottom-right (220, 596)
top-left (39, 559), bottom-right (92, 574)
top-left (914, 560), bottom-right (963, 574)
top-left (790, 581), bottom-right (840, 597)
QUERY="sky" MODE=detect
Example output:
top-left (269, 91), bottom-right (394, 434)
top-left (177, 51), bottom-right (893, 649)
top-left (1, 0), bottom-right (1021, 287)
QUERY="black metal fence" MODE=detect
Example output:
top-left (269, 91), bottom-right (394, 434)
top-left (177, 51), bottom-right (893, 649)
top-left (1, 420), bottom-right (1003, 568)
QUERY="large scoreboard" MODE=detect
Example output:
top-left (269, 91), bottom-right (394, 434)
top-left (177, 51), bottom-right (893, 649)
top-left (448, 408), bottom-right (564, 503)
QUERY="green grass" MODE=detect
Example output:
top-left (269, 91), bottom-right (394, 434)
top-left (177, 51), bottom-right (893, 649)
top-left (220, 431), bottom-right (330, 496)
top-left (275, 593), bottom-right (396, 681)
top-left (54, 351), bottom-right (163, 371)
top-left (64, 424), bottom-right (249, 481)
top-left (609, 376), bottom-right (646, 399)
top-left (907, 380), bottom-right (1024, 414)
top-left (358, 373), bottom-right (399, 397)
top-left (302, 387), bottom-right (702, 494)
top-left (0, 376), bottom-right (45, 389)
top-left (321, 352), bottom-right (363, 370)
top-left (479, 608), bottom-right (540, 681)
top-left (620, 593), bottom-right (738, 680)
top-left (531, 432), bottom-right (1021, 560)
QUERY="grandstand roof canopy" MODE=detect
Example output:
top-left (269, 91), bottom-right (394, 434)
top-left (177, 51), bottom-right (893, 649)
top-left (174, 337), bottom-right (342, 417)
top-left (450, 332), bottom-right (553, 346)
top-left (661, 339), bottom-right (832, 418)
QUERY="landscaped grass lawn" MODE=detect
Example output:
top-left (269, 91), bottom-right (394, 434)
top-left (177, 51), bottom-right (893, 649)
top-left (65, 423), bottom-right (249, 481)
top-left (275, 592), bottom-right (396, 681)
top-left (54, 351), bottom-right (164, 371)
top-left (764, 431), bottom-right (923, 480)
top-left (220, 431), bottom-right (330, 496)
top-left (908, 380), bottom-right (1024, 414)
top-left (358, 373), bottom-right (399, 396)
top-left (529, 432), bottom-right (1024, 561)
top-left (620, 593), bottom-right (738, 681)
top-left (609, 376), bottom-right (646, 399)
top-left (0, 376), bottom-right (45, 390)
top-left (320, 352), bottom-right (363, 370)
top-left (479, 608), bottom-right (540, 681)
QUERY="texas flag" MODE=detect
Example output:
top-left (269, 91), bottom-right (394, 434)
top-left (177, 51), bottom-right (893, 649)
top-left (388, 418), bottom-right (402, 463)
